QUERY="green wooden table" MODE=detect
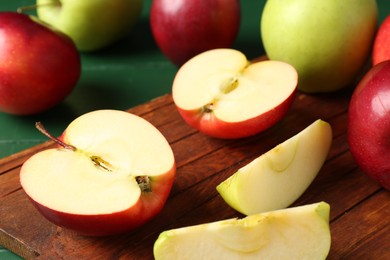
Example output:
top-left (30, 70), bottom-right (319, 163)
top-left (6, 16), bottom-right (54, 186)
top-left (1, 1), bottom-right (389, 259)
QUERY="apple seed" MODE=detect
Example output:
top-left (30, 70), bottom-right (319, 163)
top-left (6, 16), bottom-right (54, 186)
top-left (201, 77), bottom-right (239, 114)
top-left (220, 77), bottom-right (239, 94)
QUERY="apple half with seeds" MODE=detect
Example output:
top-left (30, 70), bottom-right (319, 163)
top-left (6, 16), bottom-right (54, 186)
top-left (217, 119), bottom-right (332, 215)
top-left (154, 202), bottom-right (331, 259)
top-left (172, 48), bottom-right (298, 139)
top-left (20, 110), bottom-right (176, 236)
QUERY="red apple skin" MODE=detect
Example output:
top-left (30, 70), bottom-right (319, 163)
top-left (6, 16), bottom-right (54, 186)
top-left (23, 164), bottom-right (176, 236)
top-left (150, 0), bottom-right (241, 67)
top-left (348, 60), bottom-right (390, 190)
top-left (0, 12), bottom-right (80, 115)
top-left (176, 89), bottom-right (296, 139)
top-left (372, 15), bottom-right (390, 66)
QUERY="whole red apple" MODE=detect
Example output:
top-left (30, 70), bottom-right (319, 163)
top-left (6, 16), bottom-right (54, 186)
top-left (372, 15), bottom-right (390, 65)
top-left (0, 12), bottom-right (80, 115)
top-left (150, 0), bottom-right (241, 67)
top-left (348, 60), bottom-right (390, 190)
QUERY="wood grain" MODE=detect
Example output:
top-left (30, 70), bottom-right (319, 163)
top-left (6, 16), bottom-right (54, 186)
top-left (0, 90), bottom-right (389, 259)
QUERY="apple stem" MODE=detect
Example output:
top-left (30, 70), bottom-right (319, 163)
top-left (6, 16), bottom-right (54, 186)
top-left (35, 122), bottom-right (77, 151)
top-left (17, 3), bottom-right (61, 14)
top-left (36, 122), bottom-right (116, 172)
top-left (136, 176), bottom-right (152, 192)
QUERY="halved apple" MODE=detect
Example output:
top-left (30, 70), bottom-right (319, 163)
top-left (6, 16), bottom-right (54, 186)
top-left (217, 119), bottom-right (332, 215)
top-left (172, 48), bottom-right (298, 139)
top-left (20, 110), bottom-right (176, 236)
top-left (154, 202), bottom-right (331, 259)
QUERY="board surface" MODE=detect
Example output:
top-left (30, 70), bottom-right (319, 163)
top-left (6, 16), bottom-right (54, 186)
top-left (1, 91), bottom-right (389, 259)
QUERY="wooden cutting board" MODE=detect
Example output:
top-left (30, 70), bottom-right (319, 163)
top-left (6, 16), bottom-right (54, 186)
top-left (0, 91), bottom-right (389, 259)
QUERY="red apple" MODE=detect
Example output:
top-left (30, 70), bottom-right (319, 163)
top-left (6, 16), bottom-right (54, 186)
top-left (172, 49), bottom-right (298, 139)
top-left (348, 60), bottom-right (390, 190)
top-left (20, 110), bottom-right (176, 236)
top-left (0, 12), bottom-right (80, 115)
top-left (372, 15), bottom-right (390, 65)
top-left (150, 0), bottom-right (240, 67)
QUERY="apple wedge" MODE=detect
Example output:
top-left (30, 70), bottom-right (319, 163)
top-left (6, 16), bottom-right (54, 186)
top-left (154, 202), bottom-right (331, 259)
top-left (20, 110), bottom-right (176, 236)
top-left (217, 119), bottom-right (332, 215)
top-left (172, 48), bottom-right (298, 139)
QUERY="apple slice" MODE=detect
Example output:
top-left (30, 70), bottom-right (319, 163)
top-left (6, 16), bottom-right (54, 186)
top-left (217, 119), bottom-right (332, 215)
top-left (172, 48), bottom-right (298, 139)
top-left (154, 202), bottom-right (331, 259)
top-left (20, 110), bottom-right (176, 236)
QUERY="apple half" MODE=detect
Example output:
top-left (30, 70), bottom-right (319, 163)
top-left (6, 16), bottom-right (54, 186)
top-left (154, 202), bottom-right (331, 259)
top-left (172, 48), bottom-right (298, 139)
top-left (217, 119), bottom-right (332, 215)
top-left (20, 110), bottom-right (176, 236)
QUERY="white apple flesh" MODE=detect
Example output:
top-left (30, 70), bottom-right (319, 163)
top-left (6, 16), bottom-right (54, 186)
top-left (217, 119), bottom-right (332, 215)
top-left (154, 202), bottom-right (331, 260)
top-left (172, 49), bottom-right (298, 139)
top-left (20, 110), bottom-right (176, 236)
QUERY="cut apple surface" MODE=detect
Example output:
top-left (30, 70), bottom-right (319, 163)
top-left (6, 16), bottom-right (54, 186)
top-left (154, 202), bottom-right (331, 260)
top-left (217, 119), bottom-right (332, 215)
top-left (172, 48), bottom-right (298, 139)
top-left (20, 110), bottom-right (176, 236)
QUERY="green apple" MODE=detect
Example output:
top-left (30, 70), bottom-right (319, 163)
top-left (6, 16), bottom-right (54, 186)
top-left (261, 0), bottom-right (378, 93)
top-left (35, 0), bottom-right (143, 51)
top-left (217, 119), bottom-right (332, 215)
top-left (154, 202), bottom-right (331, 259)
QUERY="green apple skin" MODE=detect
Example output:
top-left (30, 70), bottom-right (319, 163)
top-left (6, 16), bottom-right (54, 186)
top-left (261, 0), bottom-right (378, 93)
top-left (154, 202), bottom-right (331, 260)
top-left (216, 119), bottom-right (332, 215)
top-left (36, 0), bottom-right (143, 51)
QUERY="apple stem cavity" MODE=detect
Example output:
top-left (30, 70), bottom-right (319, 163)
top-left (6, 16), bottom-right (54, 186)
top-left (35, 122), bottom-right (114, 172)
top-left (136, 176), bottom-right (152, 192)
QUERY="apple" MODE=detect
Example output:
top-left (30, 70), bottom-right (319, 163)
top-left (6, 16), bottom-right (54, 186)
top-left (154, 202), bottom-right (331, 259)
top-left (261, 0), bottom-right (378, 93)
top-left (35, 0), bottom-right (144, 51)
top-left (217, 119), bottom-right (332, 215)
top-left (0, 12), bottom-right (80, 115)
top-left (150, 0), bottom-right (240, 66)
top-left (20, 110), bottom-right (176, 236)
top-left (372, 15), bottom-right (390, 65)
top-left (172, 48), bottom-right (298, 139)
top-left (348, 61), bottom-right (390, 191)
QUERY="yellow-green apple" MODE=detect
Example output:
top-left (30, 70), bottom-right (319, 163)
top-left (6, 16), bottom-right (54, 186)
top-left (217, 119), bottom-right (332, 215)
top-left (0, 12), bottom-right (80, 115)
top-left (20, 110), bottom-right (176, 236)
top-left (172, 49), bottom-right (298, 139)
top-left (348, 61), bottom-right (390, 191)
top-left (261, 0), bottom-right (378, 93)
top-left (35, 0), bottom-right (143, 51)
top-left (150, 0), bottom-right (240, 66)
top-left (372, 15), bottom-right (390, 65)
top-left (154, 202), bottom-right (331, 259)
